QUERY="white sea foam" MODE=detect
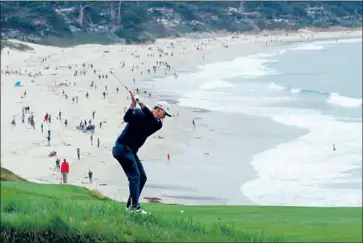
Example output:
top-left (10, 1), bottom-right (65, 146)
top-left (290, 88), bottom-right (301, 94)
top-left (278, 49), bottom-right (287, 55)
top-left (314, 37), bottom-right (362, 45)
top-left (158, 51), bottom-right (282, 97)
top-left (284, 37), bottom-right (361, 54)
top-left (241, 108), bottom-right (362, 207)
top-left (289, 43), bottom-right (324, 51)
top-left (199, 80), bottom-right (234, 90)
top-left (289, 88), bottom-right (362, 108)
top-left (198, 55), bottom-right (280, 79)
top-left (327, 92), bottom-right (362, 108)
top-left (267, 82), bottom-right (286, 92)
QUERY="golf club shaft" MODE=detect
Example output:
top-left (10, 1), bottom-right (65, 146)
top-left (109, 70), bottom-right (139, 102)
top-left (109, 70), bottom-right (129, 92)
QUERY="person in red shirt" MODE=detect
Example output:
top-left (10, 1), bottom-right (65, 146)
top-left (60, 159), bottom-right (69, 184)
top-left (44, 113), bottom-right (49, 122)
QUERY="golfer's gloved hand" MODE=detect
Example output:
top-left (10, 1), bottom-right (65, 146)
top-left (134, 95), bottom-right (141, 103)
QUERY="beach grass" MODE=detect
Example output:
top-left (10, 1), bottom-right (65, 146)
top-left (1, 167), bottom-right (27, 182)
top-left (1, 171), bottom-right (361, 243)
top-left (0, 39), bottom-right (33, 52)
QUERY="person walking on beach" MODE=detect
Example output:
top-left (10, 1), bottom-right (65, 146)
top-left (40, 123), bottom-right (43, 133)
top-left (30, 115), bottom-right (35, 129)
top-left (88, 170), bottom-right (93, 184)
top-left (47, 135), bottom-right (51, 146)
top-left (97, 137), bottom-right (100, 148)
top-left (60, 159), bottom-right (69, 184)
top-left (76, 147), bottom-right (80, 160)
top-left (55, 158), bottom-right (60, 171)
top-left (112, 92), bottom-right (171, 212)
top-left (90, 134), bottom-right (93, 145)
top-left (11, 117), bottom-right (16, 128)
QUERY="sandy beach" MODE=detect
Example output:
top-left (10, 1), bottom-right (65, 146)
top-left (1, 29), bottom-right (361, 205)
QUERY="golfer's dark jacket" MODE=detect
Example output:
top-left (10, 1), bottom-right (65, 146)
top-left (115, 107), bottom-right (162, 155)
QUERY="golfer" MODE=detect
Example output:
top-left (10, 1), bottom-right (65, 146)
top-left (112, 92), bottom-right (171, 212)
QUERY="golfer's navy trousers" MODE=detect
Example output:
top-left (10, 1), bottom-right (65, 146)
top-left (112, 143), bottom-right (147, 208)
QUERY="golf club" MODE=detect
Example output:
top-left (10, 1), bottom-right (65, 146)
top-left (109, 70), bottom-right (139, 102)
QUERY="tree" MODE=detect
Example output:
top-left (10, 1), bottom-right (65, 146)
top-left (108, 2), bottom-right (116, 22)
top-left (117, 1), bottom-right (122, 26)
top-left (79, 3), bottom-right (92, 28)
top-left (292, 4), bottom-right (307, 18)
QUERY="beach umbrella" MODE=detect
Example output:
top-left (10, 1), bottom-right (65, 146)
top-left (148, 47), bottom-right (153, 51)
top-left (14, 81), bottom-right (22, 87)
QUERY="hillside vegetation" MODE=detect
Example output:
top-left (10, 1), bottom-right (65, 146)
top-left (1, 1), bottom-right (362, 45)
top-left (0, 167), bottom-right (27, 181)
top-left (1, 167), bottom-right (362, 243)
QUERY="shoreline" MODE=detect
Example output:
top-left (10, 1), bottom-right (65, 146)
top-left (134, 29), bottom-right (361, 205)
top-left (1, 29), bottom-right (361, 206)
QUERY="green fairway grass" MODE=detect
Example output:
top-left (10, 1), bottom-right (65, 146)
top-left (1, 168), bottom-right (361, 242)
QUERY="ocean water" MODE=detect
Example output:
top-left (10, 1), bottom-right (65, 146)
top-left (149, 38), bottom-right (362, 207)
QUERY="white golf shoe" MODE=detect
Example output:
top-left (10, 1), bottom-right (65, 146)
top-left (125, 206), bottom-right (151, 215)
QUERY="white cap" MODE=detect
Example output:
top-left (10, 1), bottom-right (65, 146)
top-left (155, 101), bottom-right (172, 117)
